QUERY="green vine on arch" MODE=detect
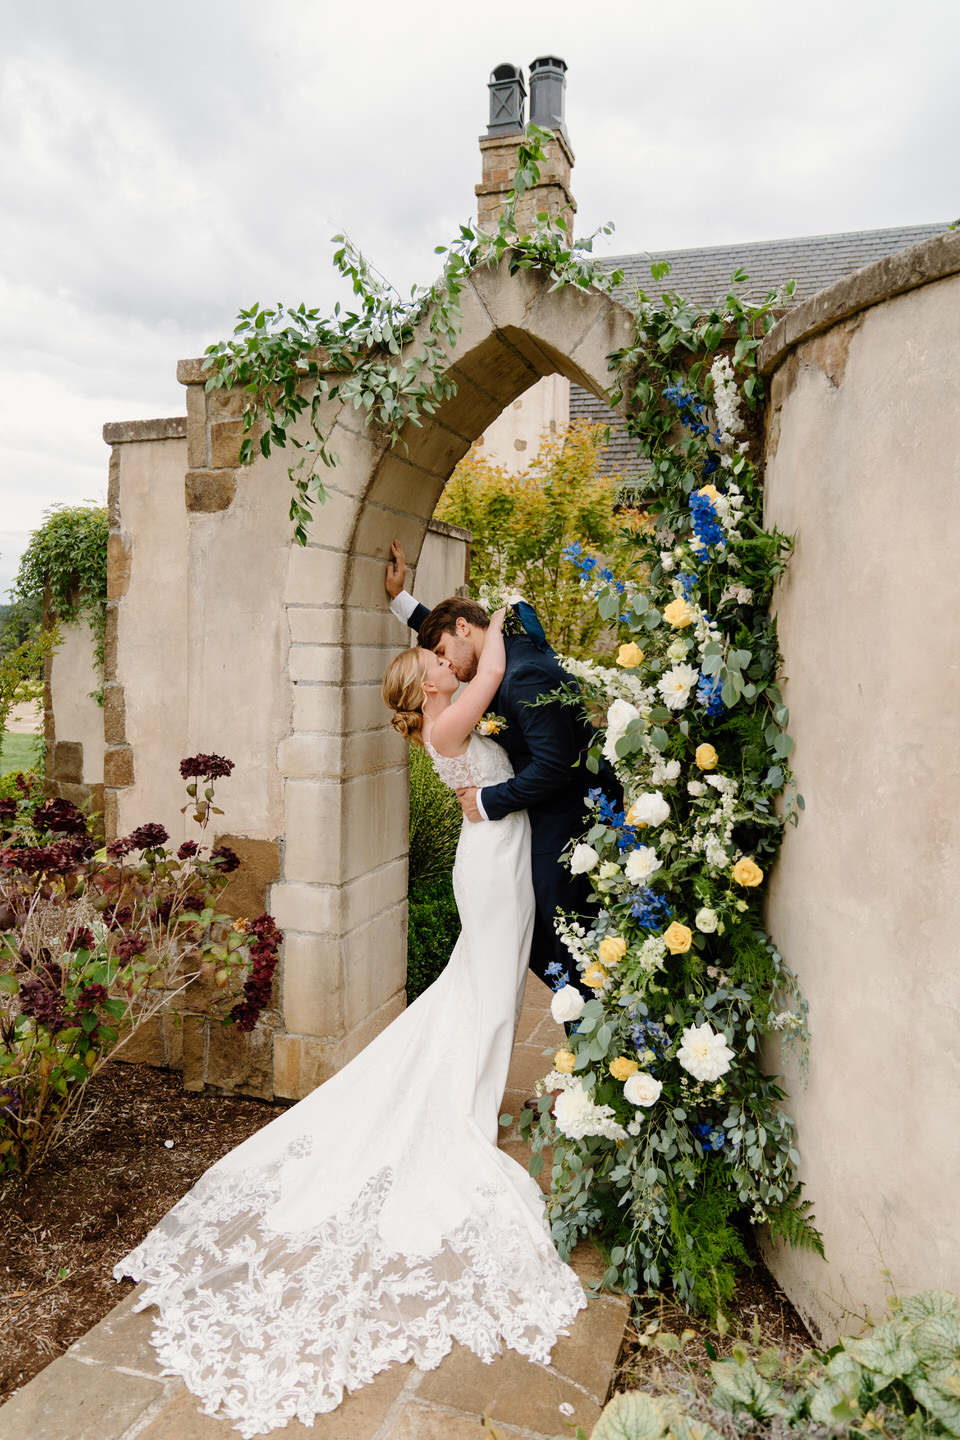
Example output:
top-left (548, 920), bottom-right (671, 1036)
top-left (10, 504), bottom-right (109, 704)
top-left (202, 127), bottom-right (623, 544)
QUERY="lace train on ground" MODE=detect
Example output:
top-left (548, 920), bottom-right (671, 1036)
top-left (119, 1153), bottom-right (585, 1438)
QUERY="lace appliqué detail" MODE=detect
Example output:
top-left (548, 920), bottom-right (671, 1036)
top-left (117, 1155), bottom-right (585, 1438)
top-left (425, 733), bottom-right (514, 791)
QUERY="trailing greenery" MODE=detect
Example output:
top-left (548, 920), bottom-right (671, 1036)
top-left (203, 127), bottom-right (622, 543)
top-left (550, 1290), bottom-right (960, 1440)
top-left (436, 422), bottom-right (643, 659)
top-left (9, 504), bottom-right (108, 703)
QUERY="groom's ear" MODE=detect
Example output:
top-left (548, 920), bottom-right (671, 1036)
top-left (454, 618), bottom-right (471, 638)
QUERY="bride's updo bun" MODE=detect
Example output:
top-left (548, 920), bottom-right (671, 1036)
top-left (382, 648), bottom-right (428, 745)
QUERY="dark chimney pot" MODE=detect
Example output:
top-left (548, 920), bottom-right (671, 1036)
top-left (487, 63), bottom-right (526, 136)
top-left (528, 56), bottom-right (568, 137)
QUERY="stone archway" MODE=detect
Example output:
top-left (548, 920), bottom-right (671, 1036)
top-left (266, 263), bottom-right (636, 1098)
top-left (103, 261), bottom-right (636, 1100)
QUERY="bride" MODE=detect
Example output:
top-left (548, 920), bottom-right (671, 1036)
top-left (115, 607), bottom-right (586, 1437)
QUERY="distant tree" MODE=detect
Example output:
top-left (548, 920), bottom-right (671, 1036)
top-left (435, 422), bottom-right (643, 658)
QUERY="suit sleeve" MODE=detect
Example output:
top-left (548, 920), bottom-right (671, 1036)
top-left (479, 666), bottom-right (584, 821)
top-left (389, 593), bottom-right (429, 634)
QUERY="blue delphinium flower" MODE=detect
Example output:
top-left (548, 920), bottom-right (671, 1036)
top-left (690, 491), bottom-right (726, 551)
top-left (631, 1017), bottom-right (669, 1058)
top-left (693, 1122), bottom-right (726, 1153)
top-left (587, 790), bottom-right (638, 850)
top-left (678, 570), bottom-right (698, 599)
top-left (544, 960), bottom-right (571, 992)
top-left (703, 453), bottom-right (720, 477)
top-left (696, 673), bottom-right (725, 717)
top-left (663, 384), bottom-right (708, 437)
top-left (630, 887), bottom-right (674, 929)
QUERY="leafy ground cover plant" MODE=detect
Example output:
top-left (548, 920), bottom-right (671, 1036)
top-left (544, 1290), bottom-right (960, 1440)
top-left (0, 755), bottom-right (280, 1175)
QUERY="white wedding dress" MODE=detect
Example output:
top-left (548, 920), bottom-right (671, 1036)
top-left (115, 734), bottom-right (585, 1436)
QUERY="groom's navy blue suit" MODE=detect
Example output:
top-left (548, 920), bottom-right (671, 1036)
top-left (407, 601), bottom-right (621, 991)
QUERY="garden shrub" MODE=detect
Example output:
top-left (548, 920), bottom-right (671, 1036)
top-left (0, 754), bottom-right (280, 1176)
top-left (405, 743), bottom-right (462, 1001)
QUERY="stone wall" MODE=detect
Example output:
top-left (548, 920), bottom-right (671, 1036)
top-left (759, 228), bottom-right (960, 1341)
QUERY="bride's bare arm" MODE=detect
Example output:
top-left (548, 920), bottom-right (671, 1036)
top-left (428, 609), bottom-right (506, 755)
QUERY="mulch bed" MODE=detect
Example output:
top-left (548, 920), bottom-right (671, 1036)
top-left (0, 1060), bottom-right (811, 1413)
top-left (0, 1061), bottom-right (282, 1406)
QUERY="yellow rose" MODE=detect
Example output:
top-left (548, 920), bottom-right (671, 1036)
top-left (732, 857), bottom-right (764, 888)
top-left (662, 596), bottom-right (694, 628)
top-left (695, 743), bottom-right (718, 770)
top-left (698, 483), bottom-right (720, 501)
top-left (617, 642), bottom-right (645, 669)
top-left (582, 963), bottom-right (607, 990)
top-left (609, 1056), bottom-right (639, 1081)
top-left (554, 1049), bottom-right (576, 1074)
top-left (598, 936), bottom-right (627, 967)
top-left (663, 921), bottom-right (693, 954)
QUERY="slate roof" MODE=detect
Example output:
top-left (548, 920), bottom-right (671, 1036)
top-left (569, 221), bottom-right (948, 482)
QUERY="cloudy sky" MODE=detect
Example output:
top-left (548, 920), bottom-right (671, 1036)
top-left (1, 0), bottom-right (956, 598)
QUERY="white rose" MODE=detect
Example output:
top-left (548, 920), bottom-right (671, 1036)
top-left (676, 1023), bottom-right (735, 1083)
top-left (570, 844), bottom-right (600, 875)
top-left (695, 907), bottom-right (718, 933)
top-left (606, 698), bottom-right (641, 741)
top-left (659, 551), bottom-right (676, 572)
top-left (623, 1071), bottom-right (663, 1107)
top-left (666, 638), bottom-right (689, 662)
top-left (598, 861), bottom-right (621, 879)
top-left (687, 781), bottom-right (706, 797)
top-left (628, 791), bottom-right (670, 828)
top-left (554, 1080), bottom-right (627, 1142)
top-left (657, 663), bottom-right (699, 711)
top-left (661, 759), bottom-right (681, 782)
top-left (623, 846), bottom-right (662, 885)
top-left (550, 985), bottom-right (585, 1024)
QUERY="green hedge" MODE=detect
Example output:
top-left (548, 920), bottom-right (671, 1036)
top-left (406, 744), bottom-right (463, 1001)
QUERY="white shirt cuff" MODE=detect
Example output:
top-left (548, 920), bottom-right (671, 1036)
top-left (389, 591), bottom-right (419, 625)
top-left (475, 788), bottom-right (489, 822)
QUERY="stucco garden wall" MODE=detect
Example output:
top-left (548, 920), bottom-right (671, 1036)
top-left (759, 230), bottom-right (960, 1341)
top-left (43, 616), bottom-right (104, 817)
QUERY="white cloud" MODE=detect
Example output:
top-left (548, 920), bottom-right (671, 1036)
top-left (2, 0), bottom-right (959, 595)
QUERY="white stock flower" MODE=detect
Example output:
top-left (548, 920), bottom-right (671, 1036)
top-left (695, 907), bottom-right (719, 933)
top-left (657, 663), bottom-right (699, 711)
top-left (553, 1080), bottom-right (627, 1142)
top-left (624, 846), bottom-right (662, 885)
top-left (652, 758), bottom-right (681, 786)
top-left (659, 551), bottom-right (676, 572)
top-left (676, 1023), bottom-right (735, 1082)
top-left (542, 1069), bottom-right (577, 1092)
top-left (638, 935), bottom-right (668, 972)
top-left (623, 1071), bottom-right (663, 1107)
top-left (711, 355), bottom-right (744, 439)
top-left (627, 791), bottom-right (670, 828)
top-left (550, 985), bottom-right (586, 1024)
top-left (570, 844), bottom-right (600, 875)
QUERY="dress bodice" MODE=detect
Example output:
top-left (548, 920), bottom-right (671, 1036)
top-left (424, 732), bottom-right (514, 790)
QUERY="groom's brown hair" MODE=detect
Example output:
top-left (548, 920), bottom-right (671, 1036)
top-left (418, 597), bottom-right (489, 651)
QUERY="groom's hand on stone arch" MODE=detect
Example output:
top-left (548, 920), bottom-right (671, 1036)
top-left (385, 540), bottom-right (407, 600)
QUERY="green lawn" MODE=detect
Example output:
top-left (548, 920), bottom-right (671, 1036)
top-left (0, 731), bottom-right (41, 776)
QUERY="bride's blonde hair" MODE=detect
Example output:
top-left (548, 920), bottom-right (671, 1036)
top-left (382, 648), bottom-right (428, 744)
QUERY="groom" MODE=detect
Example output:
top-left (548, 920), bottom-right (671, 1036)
top-left (385, 542), bottom-right (620, 994)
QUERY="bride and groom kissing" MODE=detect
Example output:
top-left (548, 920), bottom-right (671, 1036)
top-left (114, 544), bottom-right (619, 1437)
top-left (384, 538), bottom-right (620, 998)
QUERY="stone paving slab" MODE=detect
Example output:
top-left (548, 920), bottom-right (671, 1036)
top-left (0, 978), bottom-right (628, 1440)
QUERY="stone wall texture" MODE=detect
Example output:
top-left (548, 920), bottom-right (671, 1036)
top-left (760, 230), bottom-right (960, 1341)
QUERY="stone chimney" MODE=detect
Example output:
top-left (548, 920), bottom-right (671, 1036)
top-left (476, 57), bottom-right (576, 234)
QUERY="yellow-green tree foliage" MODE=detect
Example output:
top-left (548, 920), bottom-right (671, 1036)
top-left (435, 422), bottom-right (642, 658)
